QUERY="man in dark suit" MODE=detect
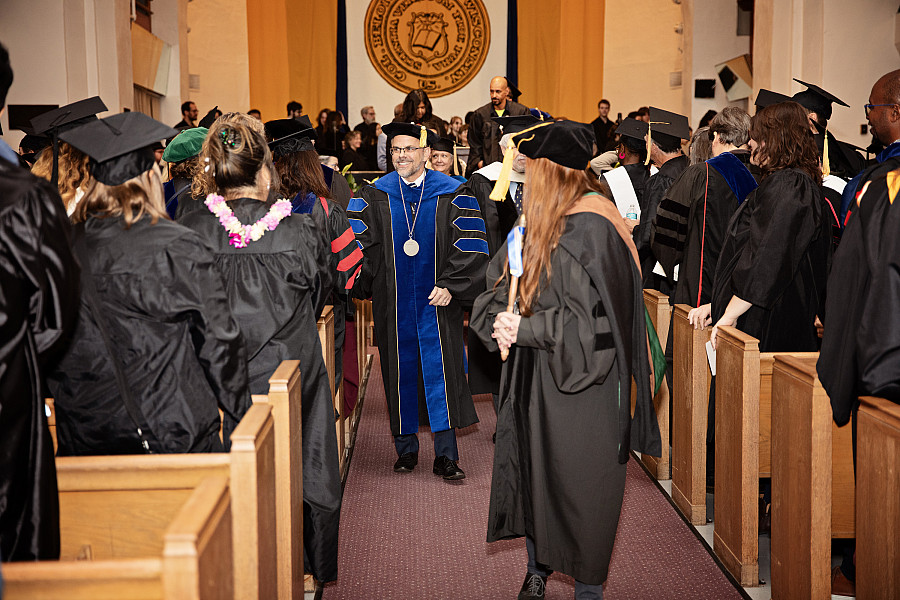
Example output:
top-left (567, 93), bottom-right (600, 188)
top-left (465, 76), bottom-right (529, 177)
top-left (591, 99), bottom-right (616, 155)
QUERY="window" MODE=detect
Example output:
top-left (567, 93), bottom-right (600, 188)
top-left (135, 0), bottom-right (152, 32)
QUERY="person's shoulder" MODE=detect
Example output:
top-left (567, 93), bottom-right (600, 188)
top-left (508, 101), bottom-right (530, 115)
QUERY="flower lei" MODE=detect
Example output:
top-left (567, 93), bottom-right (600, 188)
top-left (204, 194), bottom-right (292, 248)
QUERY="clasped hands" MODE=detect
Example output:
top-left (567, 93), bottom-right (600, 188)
top-left (492, 311), bottom-right (521, 353)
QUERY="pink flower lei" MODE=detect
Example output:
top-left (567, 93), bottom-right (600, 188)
top-left (204, 194), bottom-right (292, 248)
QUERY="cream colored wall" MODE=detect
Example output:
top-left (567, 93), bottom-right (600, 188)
top-left (755, 0), bottom-right (900, 149)
top-left (602, 0), bottom-right (686, 120)
top-left (186, 0), bottom-right (251, 117)
top-left (150, 0), bottom-right (189, 125)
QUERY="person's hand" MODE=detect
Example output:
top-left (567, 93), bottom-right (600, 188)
top-left (428, 286), bottom-right (452, 306)
top-left (688, 304), bottom-right (712, 330)
top-left (492, 311), bottom-right (522, 352)
top-left (624, 218), bottom-right (639, 233)
top-left (710, 315), bottom-right (737, 350)
top-left (814, 315), bottom-right (824, 338)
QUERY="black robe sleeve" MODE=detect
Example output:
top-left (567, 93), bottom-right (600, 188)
top-left (516, 260), bottom-right (617, 394)
top-left (459, 173), bottom-right (503, 256)
top-left (347, 186), bottom-right (382, 300)
top-left (471, 246), bottom-right (511, 353)
top-left (466, 111), bottom-right (486, 177)
top-left (651, 165), bottom-right (705, 279)
top-left (731, 170), bottom-right (823, 309)
top-left (435, 193), bottom-right (490, 303)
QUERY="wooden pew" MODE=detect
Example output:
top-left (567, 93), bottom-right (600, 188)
top-left (45, 403), bottom-right (276, 600)
top-left (2, 475), bottom-right (234, 600)
top-left (769, 355), bottom-right (856, 599)
top-left (641, 289), bottom-right (671, 480)
top-left (350, 298), bottom-right (374, 443)
top-left (671, 303), bottom-right (711, 525)
top-left (317, 305), bottom-right (344, 470)
top-left (254, 361), bottom-right (304, 600)
top-left (713, 325), bottom-right (818, 585)
top-left (857, 396), bottom-right (900, 598)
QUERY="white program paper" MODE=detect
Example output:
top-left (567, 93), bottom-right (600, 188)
top-left (706, 340), bottom-right (716, 376)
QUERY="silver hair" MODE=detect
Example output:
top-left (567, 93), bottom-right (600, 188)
top-left (709, 106), bottom-right (751, 147)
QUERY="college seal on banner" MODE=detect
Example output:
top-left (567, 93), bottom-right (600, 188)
top-left (364, 0), bottom-right (491, 97)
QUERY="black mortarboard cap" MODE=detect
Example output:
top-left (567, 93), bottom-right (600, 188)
top-left (505, 77), bottom-right (522, 102)
top-left (615, 117), bottom-right (648, 142)
top-left (791, 78), bottom-right (849, 121)
top-left (754, 88), bottom-right (793, 108)
top-left (265, 118), bottom-right (316, 157)
top-left (431, 137), bottom-right (460, 154)
top-left (515, 120), bottom-right (595, 170)
top-left (59, 112), bottom-right (178, 186)
top-left (382, 122), bottom-right (439, 147)
top-left (648, 107), bottom-right (691, 141)
top-left (492, 114), bottom-right (542, 135)
top-left (197, 106), bottom-right (219, 129)
top-left (30, 96), bottom-right (107, 136)
top-left (19, 133), bottom-right (50, 154)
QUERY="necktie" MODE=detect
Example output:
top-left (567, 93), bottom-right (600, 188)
top-left (513, 183), bottom-right (524, 214)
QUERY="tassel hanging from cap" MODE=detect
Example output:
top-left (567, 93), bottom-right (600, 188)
top-left (822, 128), bottom-right (831, 177)
top-left (490, 145), bottom-right (516, 201)
top-left (419, 125), bottom-right (427, 147)
top-left (644, 122), bottom-right (653, 166)
top-left (452, 143), bottom-right (459, 176)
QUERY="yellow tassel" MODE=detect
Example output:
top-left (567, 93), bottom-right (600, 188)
top-left (644, 122), bottom-right (653, 166)
top-left (490, 146), bottom-right (515, 201)
top-left (419, 125), bottom-right (427, 147)
top-left (887, 168), bottom-right (900, 205)
top-left (452, 143), bottom-right (459, 176)
top-left (822, 128), bottom-right (830, 177)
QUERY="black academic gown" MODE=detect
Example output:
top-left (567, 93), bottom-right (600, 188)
top-left (818, 171), bottom-right (899, 425)
top-left (0, 162), bottom-right (79, 561)
top-left (470, 211), bottom-right (661, 585)
top-left (652, 150), bottom-right (759, 307)
top-left (47, 216), bottom-right (251, 456)
top-left (600, 162), bottom-right (651, 212)
top-left (635, 155), bottom-right (689, 292)
top-left (179, 198), bottom-right (341, 582)
top-left (711, 168), bottom-right (831, 352)
top-left (348, 170), bottom-right (488, 436)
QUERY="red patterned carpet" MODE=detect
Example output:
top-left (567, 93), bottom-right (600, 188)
top-left (323, 352), bottom-right (747, 600)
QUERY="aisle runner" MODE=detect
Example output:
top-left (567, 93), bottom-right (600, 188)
top-left (325, 352), bottom-right (746, 600)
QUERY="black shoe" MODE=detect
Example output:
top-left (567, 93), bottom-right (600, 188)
top-left (517, 573), bottom-right (547, 599)
top-left (393, 452), bottom-right (418, 473)
top-left (432, 455), bottom-right (466, 480)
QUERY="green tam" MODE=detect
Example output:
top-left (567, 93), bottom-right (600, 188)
top-left (162, 127), bottom-right (208, 163)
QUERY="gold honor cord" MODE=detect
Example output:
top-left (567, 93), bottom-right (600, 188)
top-left (644, 121), bottom-right (671, 166)
top-left (489, 121), bottom-right (554, 201)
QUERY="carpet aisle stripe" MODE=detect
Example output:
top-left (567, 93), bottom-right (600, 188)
top-left (324, 351), bottom-right (746, 599)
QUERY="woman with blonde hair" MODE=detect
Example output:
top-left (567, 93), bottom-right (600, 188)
top-left (471, 120), bottom-right (660, 600)
top-left (46, 111), bottom-right (251, 456)
top-left (179, 116), bottom-right (342, 584)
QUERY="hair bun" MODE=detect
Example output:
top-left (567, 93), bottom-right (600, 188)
top-left (221, 127), bottom-right (240, 150)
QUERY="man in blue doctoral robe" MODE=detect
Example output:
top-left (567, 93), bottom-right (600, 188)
top-left (348, 122), bottom-right (489, 481)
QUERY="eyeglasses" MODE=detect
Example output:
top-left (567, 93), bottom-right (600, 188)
top-left (865, 103), bottom-right (897, 116)
top-left (390, 146), bottom-right (422, 156)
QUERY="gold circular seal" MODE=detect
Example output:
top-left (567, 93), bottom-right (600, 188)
top-left (364, 0), bottom-right (491, 98)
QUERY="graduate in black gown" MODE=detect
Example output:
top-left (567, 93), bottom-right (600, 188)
top-left (266, 117), bottom-right (363, 393)
top-left (707, 101), bottom-right (831, 354)
top-left (652, 107), bottom-right (759, 309)
top-left (178, 118), bottom-right (341, 582)
top-left (46, 112), bottom-right (251, 456)
top-left (348, 122), bottom-right (488, 480)
top-left (598, 117), bottom-right (652, 225)
top-left (634, 107), bottom-right (691, 293)
top-left (471, 120), bottom-right (661, 600)
top-left (0, 46), bottom-right (81, 559)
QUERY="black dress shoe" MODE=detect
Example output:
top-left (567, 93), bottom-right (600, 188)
top-left (432, 455), bottom-right (465, 480)
top-left (393, 452), bottom-right (418, 473)
top-left (517, 573), bottom-right (547, 599)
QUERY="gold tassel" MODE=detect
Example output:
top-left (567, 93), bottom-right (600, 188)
top-left (644, 122), bottom-right (653, 166)
top-left (419, 125), bottom-right (427, 147)
top-left (452, 143), bottom-right (459, 176)
top-left (822, 128), bottom-right (830, 177)
top-left (490, 146), bottom-right (516, 201)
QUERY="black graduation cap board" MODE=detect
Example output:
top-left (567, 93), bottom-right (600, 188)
top-left (492, 114), bottom-right (542, 136)
top-left (30, 96), bottom-right (108, 186)
top-left (648, 107), bottom-right (691, 141)
top-left (59, 112), bottom-right (178, 186)
top-left (791, 78), bottom-right (849, 121)
top-left (382, 122), bottom-right (439, 147)
top-left (615, 117), bottom-right (649, 141)
top-left (514, 120), bottom-right (595, 171)
top-left (754, 89), bottom-right (793, 108)
top-left (265, 118), bottom-right (316, 156)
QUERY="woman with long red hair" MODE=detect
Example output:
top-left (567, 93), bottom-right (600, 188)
top-left (471, 120), bottom-right (661, 600)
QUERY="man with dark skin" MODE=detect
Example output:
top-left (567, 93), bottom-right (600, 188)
top-left (465, 76), bottom-right (528, 176)
top-left (840, 69), bottom-right (900, 223)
